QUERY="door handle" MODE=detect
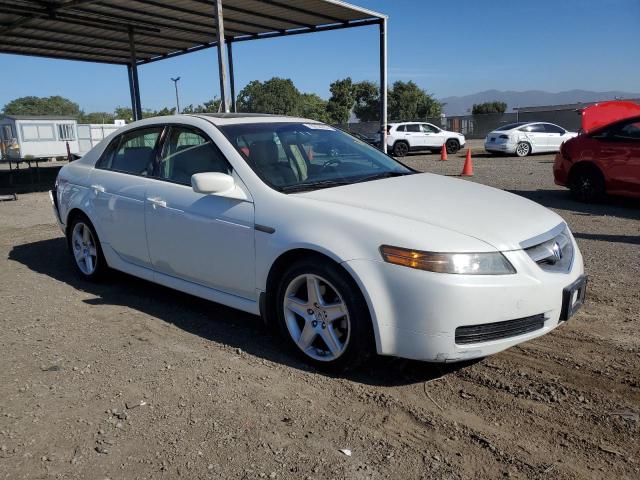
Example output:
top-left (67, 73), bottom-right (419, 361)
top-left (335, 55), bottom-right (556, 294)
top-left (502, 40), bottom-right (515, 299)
top-left (90, 184), bottom-right (105, 193)
top-left (146, 197), bottom-right (167, 208)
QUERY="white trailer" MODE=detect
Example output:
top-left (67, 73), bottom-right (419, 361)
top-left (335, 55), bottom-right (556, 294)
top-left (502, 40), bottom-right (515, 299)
top-left (77, 120), bottom-right (125, 155)
top-left (0, 115), bottom-right (79, 160)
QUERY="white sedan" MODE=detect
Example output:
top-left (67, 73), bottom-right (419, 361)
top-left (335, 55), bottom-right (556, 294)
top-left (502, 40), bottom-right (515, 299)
top-left (51, 114), bottom-right (586, 371)
top-left (485, 122), bottom-right (578, 157)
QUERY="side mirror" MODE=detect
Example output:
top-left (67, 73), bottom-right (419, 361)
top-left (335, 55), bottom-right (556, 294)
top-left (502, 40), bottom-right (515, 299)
top-left (191, 172), bottom-right (234, 194)
top-left (191, 172), bottom-right (249, 201)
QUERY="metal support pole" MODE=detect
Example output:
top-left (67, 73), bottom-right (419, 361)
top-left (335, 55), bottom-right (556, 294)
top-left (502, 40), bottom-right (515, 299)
top-left (227, 37), bottom-right (237, 113)
top-left (171, 77), bottom-right (181, 114)
top-left (128, 27), bottom-right (142, 121)
top-left (214, 0), bottom-right (230, 113)
top-left (127, 64), bottom-right (137, 121)
top-left (379, 18), bottom-right (388, 153)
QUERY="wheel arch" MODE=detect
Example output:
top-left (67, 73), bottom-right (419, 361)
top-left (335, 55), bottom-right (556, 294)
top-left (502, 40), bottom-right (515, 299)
top-left (262, 247), bottom-right (380, 352)
top-left (65, 207), bottom-right (91, 238)
top-left (568, 160), bottom-right (605, 184)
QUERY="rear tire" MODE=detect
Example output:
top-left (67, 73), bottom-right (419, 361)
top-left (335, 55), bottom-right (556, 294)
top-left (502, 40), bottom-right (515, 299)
top-left (393, 141), bottom-right (409, 157)
top-left (515, 142), bottom-right (531, 157)
top-left (67, 214), bottom-right (108, 280)
top-left (569, 165), bottom-right (605, 202)
top-left (275, 258), bottom-right (373, 372)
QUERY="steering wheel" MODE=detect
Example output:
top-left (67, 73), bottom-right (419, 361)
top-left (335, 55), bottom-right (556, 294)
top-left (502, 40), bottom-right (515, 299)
top-left (320, 158), bottom-right (342, 173)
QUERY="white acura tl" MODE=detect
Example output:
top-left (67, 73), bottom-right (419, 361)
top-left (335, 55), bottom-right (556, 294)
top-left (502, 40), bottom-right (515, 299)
top-left (51, 114), bottom-right (586, 370)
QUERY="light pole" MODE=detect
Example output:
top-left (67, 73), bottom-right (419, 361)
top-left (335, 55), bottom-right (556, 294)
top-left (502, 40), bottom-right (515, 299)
top-left (170, 76), bottom-right (181, 114)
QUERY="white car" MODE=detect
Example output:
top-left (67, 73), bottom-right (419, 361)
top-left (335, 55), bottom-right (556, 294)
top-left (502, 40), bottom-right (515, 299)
top-left (485, 122), bottom-right (578, 157)
top-left (51, 114), bottom-right (586, 371)
top-left (386, 122), bottom-right (466, 157)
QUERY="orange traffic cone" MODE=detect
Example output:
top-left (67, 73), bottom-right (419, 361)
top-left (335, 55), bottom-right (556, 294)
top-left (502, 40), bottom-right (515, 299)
top-left (461, 149), bottom-right (473, 176)
top-left (440, 143), bottom-right (447, 161)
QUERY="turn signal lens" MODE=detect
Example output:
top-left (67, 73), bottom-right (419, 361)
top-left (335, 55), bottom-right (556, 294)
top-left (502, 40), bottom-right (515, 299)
top-left (380, 245), bottom-right (516, 275)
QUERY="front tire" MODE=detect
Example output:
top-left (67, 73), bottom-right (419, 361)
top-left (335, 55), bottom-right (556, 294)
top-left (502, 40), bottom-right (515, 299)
top-left (392, 141), bottom-right (409, 157)
top-left (515, 141), bottom-right (531, 157)
top-left (445, 138), bottom-right (460, 154)
top-left (569, 166), bottom-right (605, 202)
top-left (275, 259), bottom-right (373, 372)
top-left (67, 214), bottom-right (107, 280)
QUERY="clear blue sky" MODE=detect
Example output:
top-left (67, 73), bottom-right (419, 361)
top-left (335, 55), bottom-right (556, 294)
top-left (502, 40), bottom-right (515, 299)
top-left (1, 0), bottom-right (638, 112)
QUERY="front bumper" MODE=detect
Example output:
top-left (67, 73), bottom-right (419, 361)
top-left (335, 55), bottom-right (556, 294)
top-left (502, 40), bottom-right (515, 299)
top-left (344, 242), bottom-right (585, 362)
top-left (49, 189), bottom-right (65, 234)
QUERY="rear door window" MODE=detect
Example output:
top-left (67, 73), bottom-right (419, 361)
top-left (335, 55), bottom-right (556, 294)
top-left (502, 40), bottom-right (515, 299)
top-left (543, 124), bottom-right (565, 134)
top-left (522, 124), bottom-right (545, 133)
top-left (98, 127), bottom-right (163, 175)
top-left (405, 124), bottom-right (421, 133)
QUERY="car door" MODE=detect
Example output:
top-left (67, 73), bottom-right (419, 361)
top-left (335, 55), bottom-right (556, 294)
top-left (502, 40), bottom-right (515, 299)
top-left (420, 123), bottom-right (444, 148)
top-left (521, 123), bottom-right (547, 151)
top-left (144, 125), bottom-right (256, 299)
top-left (598, 118), bottom-right (640, 193)
top-left (404, 123), bottom-right (422, 148)
top-left (89, 126), bottom-right (164, 268)
top-left (542, 123), bottom-right (567, 151)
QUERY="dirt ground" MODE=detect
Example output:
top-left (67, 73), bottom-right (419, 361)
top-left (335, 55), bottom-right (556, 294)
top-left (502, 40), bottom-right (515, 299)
top-left (1, 144), bottom-right (639, 479)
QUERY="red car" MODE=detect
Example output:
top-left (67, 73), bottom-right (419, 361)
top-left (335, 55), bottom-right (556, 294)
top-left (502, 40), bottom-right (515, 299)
top-left (554, 101), bottom-right (640, 201)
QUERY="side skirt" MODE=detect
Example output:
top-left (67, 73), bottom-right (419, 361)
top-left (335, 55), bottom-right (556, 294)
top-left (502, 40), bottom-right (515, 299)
top-left (101, 244), bottom-right (260, 316)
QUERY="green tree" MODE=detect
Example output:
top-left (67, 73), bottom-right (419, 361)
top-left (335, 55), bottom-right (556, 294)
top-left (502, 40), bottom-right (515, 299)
top-left (472, 101), bottom-right (507, 115)
top-left (2, 95), bottom-right (81, 117)
top-left (237, 78), bottom-right (302, 116)
top-left (299, 93), bottom-right (329, 122)
top-left (153, 107), bottom-right (176, 116)
top-left (326, 78), bottom-right (355, 124)
top-left (388, 81), bottom-right (442, 121)
top-left (352, 81), bottom-right (380, 122)
top-left (114, 107), bottom-right (134, 121)
top-left (182, 98), bottom-right (221, 114)
top-left (78, 111), bottom-right (116, 124)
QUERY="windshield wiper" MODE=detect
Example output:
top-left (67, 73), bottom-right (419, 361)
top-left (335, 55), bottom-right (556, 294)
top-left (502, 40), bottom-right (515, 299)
top-left (355, 171), bottom-right (413, 184)
top-left (280, 179), bottom-right (352, 193)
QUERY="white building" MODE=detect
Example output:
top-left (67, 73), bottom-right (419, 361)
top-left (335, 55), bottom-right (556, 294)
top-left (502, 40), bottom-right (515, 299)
top-left (77, 120), bottom-right (125, 155)
top-left (0, 115), bottom-right (79, 160)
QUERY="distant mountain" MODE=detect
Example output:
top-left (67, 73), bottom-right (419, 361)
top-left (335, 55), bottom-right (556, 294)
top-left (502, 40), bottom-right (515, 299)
top-left (440, 89), bottom-right (640, 116)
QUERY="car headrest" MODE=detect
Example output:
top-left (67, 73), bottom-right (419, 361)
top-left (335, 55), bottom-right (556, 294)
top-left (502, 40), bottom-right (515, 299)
top-left (248, 140), bottom-right (279, 167)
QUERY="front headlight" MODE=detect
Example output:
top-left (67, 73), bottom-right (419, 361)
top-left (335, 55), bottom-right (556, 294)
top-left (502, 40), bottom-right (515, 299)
top-left (380, 245), bottom-right (516, 275)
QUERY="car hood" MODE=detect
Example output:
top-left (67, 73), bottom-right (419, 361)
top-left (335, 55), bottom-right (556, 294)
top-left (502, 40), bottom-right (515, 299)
top-left (581, 100), bottom-right (640, 134)
top-left (297, 173), bottom-right (563, 251)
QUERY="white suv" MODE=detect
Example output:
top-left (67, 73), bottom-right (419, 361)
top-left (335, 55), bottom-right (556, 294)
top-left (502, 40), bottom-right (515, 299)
top-left (387, 122), bottom-right (466, 157)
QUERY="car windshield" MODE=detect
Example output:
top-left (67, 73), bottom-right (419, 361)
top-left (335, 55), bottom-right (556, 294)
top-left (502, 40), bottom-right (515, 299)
top-left (220, 122), bottom-right (413, 192)
top-left (495, 122), bottom-right (529, 131)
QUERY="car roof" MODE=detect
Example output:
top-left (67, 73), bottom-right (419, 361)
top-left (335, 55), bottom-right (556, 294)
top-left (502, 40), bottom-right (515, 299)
top-left (119, 113), bottom-right (320, 128)
top-left (193, 113), bottom-right (316, 126)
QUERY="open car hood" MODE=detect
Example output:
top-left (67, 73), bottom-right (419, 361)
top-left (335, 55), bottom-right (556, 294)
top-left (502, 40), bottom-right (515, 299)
top-left (581, 100), bottom-right (640, 134)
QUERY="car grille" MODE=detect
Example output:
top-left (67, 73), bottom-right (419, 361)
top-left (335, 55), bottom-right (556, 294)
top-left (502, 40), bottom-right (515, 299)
top-left (524, 228), bottom-right (574, 273)
top-left (455, 314), bottom-right (546, 345)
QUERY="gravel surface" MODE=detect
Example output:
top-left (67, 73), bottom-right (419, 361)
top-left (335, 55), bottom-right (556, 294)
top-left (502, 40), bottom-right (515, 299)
top-left (1, 146), bottom-right (639, 479)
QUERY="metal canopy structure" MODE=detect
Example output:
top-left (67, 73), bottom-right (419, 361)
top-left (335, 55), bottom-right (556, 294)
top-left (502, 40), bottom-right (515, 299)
top-left (0, 0), bottom-right (389, 150)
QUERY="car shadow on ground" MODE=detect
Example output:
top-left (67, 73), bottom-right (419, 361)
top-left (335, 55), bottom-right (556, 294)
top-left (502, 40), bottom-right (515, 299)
top-left (9, 237), bottom-right (475, 387)
top-left (509, 188), bottom-right (640, 221)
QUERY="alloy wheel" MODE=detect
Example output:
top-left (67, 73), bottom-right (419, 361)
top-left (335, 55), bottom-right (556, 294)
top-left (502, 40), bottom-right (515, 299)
top-left (71, 222), bottom-right (98, 275)
top-left (446, 139), bottom-right (459, 154)
top-left (516, 142), bottom-right (530, 157)
top-left (394, 142), bottom-right (408, 157)
top-left (283, 274), bottom-right (351, 362)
